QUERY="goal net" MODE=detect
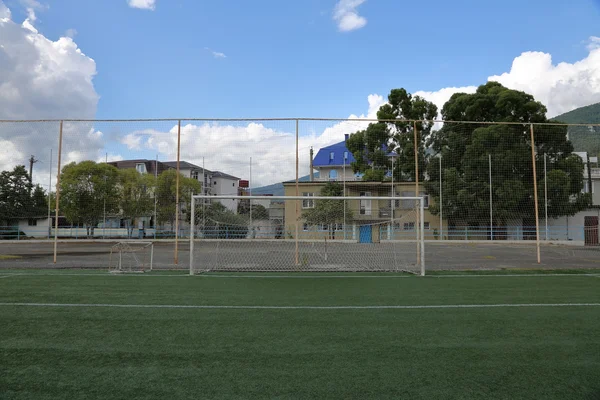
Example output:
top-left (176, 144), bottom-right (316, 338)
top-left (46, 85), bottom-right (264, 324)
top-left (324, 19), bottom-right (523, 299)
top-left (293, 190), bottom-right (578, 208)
top-left (189, 195), bottom-right (425, 275)
top-left (109, 241), bottom-right (154, 273)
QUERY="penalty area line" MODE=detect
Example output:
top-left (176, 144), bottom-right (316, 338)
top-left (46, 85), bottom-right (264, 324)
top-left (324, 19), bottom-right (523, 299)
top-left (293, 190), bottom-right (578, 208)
top-left (0, 302), bottom-right (599, 310)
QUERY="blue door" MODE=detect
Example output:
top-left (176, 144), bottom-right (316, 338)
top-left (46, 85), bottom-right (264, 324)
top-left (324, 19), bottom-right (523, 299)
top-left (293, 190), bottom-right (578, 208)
top-left (359, 225), bottom-right (372, 243)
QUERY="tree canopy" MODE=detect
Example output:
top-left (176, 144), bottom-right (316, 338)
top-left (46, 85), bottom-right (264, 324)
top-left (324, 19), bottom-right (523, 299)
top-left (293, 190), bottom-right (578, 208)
top-left (118, 168), bottom-right (156, 236)
top-left (156, 169), bottom-right (201, 229)
top-left (425, 82), bottom-right (590, 227)
top-left (59, 161), bottom-right (120, 236)
top-left (346, 88), bottom-right (438, 182)
top-left (302, 182), bottom-right (353, 239)
top-left (0, 165), bottom-right (47, 225)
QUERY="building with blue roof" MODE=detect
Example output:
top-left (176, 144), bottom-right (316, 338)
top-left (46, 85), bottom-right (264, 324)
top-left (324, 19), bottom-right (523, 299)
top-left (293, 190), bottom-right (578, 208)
top-left (311, 134), bottom-right (363, 182)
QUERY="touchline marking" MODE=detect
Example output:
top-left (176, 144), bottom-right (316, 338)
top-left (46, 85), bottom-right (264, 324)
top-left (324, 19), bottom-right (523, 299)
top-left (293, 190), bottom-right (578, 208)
top-left (0, 273), bottom-right (188, 277)
top-left (0, 303), bottom-right (599, 310)
top-left (200, 273), bottom-right (600, 278)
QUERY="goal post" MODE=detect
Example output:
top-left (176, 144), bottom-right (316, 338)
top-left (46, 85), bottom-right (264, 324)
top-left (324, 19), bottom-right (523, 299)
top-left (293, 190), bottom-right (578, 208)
top-left (189, 195), bottom-right (425, 275)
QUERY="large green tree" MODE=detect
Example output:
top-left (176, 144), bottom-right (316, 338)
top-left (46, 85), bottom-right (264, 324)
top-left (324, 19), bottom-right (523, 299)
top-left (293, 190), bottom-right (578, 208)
top-left (425, 82), bottom-right (590, 230)
top-left (237, 201), bottom-right (269, 220)
top-left (0, 165), bottom-right (48, 225)
top-left (59, 161), bottom-right (120, 237)
top-left (156, 169), bottom-right (201, 230)
top-left (118, 169), bottom-right (156, 237)
top-left (346, 88), bottom-right (438, 182)
top-left (190, 202), bottom-right (248, 239)
top-left (302, 182), bottom-right (353, 239)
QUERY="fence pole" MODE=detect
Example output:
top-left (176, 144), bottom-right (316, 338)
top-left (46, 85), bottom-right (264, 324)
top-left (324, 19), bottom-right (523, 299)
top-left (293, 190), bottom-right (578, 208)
top-left (174, 120), bottom-right (181, 265)
top-left (439, 153), bottom-right (442, 240)
top-left (544, 153), bottom-right (548, 240)
top-left (47, 148), bottom-right (52, 239)
top-left (414, 121), bottom-right (420, 266)
top-left (154, 154), bottom-right (158, 239)
top-left (249, 156), bottom-right (252, 229)
top-left (489, 153), bottom-right (493, 240)
top-left (53, 121), bottom-right (63, 264)
top-left (189, 196), bottom-right (195, 275)
top-left (530, 124), bottom-right (541, 263)
top-left (295, 119), bottom-right (299, 266)
top-left (343, 155), bottom-right (346, 240)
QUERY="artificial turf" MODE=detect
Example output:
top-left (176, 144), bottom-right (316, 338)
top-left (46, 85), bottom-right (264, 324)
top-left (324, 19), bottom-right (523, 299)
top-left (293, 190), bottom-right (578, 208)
top-left (1, 270), bottom-right (599, 399)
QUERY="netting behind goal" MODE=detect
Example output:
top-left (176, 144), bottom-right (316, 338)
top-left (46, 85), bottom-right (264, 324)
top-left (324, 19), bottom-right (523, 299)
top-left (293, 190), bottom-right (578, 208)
top-left (189, 195), bottom-right (425, 275)
top-left (109, 241), bottom-right (154, 273)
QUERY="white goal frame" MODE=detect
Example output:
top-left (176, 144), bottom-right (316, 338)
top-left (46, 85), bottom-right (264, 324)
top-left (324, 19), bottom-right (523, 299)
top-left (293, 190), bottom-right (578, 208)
top-left (109, 241), bottom-right (154, 273)
top-left (189, 194), bottom-right (425, 275)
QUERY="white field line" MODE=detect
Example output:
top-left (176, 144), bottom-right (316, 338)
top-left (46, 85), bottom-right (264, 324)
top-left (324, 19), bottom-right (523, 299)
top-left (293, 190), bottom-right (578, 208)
top-left (0, 272), bottom-right (188, 277)
top-left (0, 274), bottom-right (21, 279)
top-left (0, 302), bottom-right (599, 310)
top-left (200, 273), bottom-right (600, 278)
top-left (0, 272), bottom-right (598, 279)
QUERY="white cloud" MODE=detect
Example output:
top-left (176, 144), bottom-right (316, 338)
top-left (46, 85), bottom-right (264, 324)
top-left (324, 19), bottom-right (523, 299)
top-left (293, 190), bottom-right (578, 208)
top-left (26, 7), bottom-right (35, 21)
top-left (0, 2), bottom-right (10, 21)
top-left (333, 0), bottom-right (367, 32)
top-left (0, 0), bottom-right (100, 189)
top-left (204, 47), bottom-right (226, 59)
top-left (65, 28), bottom-right (77, 38)
top-left (414, 86), bottom-right (477, 119)
top-left (127, 0), bottom-right (155, 10)
top-left (488, 42), bottom-right (600, 117)
top-left (116, 95), bottom-right (384, 187)
top-left (122, 133), bottom-right (142, 150)
top-left (587, 36), bottom-right (600, 51)
top-left (413, 38), bottom-right (600, 119)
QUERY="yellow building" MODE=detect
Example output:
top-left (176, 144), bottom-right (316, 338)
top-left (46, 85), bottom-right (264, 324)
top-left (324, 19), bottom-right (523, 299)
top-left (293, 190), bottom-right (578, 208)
top-left (282, 181), bottom-right (443, 242)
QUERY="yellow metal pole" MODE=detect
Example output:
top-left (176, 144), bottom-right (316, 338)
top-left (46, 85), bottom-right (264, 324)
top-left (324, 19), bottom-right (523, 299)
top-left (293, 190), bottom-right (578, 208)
top-left (53, 121), bottom-right (63, 264)
top-left (530, 124), bottom-right (541, 263)
top-left (174, 120), bottom-right (181, 265)
top-left (414, 121), bottom-right (421, 267)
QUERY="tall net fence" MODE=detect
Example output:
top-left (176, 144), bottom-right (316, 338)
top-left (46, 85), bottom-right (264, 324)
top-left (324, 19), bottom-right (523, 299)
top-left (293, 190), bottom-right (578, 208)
top-left (0, 118), bottom-right (598, 271)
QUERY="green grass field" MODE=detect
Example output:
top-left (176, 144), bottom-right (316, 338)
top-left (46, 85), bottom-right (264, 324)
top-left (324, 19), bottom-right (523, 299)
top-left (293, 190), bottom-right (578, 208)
top-left (1, 270), bottom-right (600, 399)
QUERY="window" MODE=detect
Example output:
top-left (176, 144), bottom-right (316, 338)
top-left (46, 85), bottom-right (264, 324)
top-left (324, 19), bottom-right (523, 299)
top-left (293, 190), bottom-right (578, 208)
top-left (320, 224), bottom-right (328, 231)
top-left (303, 223), bottom-right (309, 231)
top-left (335, 223), bottom-right (344, 231)
top-left (135, 163), bottom-right (147, 174)
top-left (232, 183), bottom-right (235, 187)
top-left (191, 171), bottom-right (199, 180)
top-left (214, 181), bottom-right (217, 185)
top-left (343, 151), bottom-right (348, 161)
top-left (330, 151), bottom-right (334, 161)
top-left (329, 169), bottom-right (338, 180)
top-left (404, 222), bottom-right (415, 231)
top-left (424, 222), bottom-right (430, 230)
top-left (302, 192), bottom-right (315, 208)
top-left (28, 219), bottom-right (37, 226)
top-left (359, 191), bottom-right (371, 215)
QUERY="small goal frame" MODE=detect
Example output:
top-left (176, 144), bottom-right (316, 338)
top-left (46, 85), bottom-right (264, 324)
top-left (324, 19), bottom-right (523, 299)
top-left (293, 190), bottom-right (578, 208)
top-left (109, 241), bottom-right (154, 273)
top-left (189, 194), bottom-right (425, 275)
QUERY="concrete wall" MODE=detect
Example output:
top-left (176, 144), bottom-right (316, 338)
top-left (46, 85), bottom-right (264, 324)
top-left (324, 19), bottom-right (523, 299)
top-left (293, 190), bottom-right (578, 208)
top-left (212, 177), bottom-right (239, 212)
top-left (546, 209), bottom-right (600, 242)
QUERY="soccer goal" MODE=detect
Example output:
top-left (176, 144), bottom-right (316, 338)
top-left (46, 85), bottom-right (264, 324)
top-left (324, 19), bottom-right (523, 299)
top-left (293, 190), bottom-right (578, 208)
top-left (189, 195), bottom-right (425, 275)
top-left (109, 241), bottom-right (154, 273)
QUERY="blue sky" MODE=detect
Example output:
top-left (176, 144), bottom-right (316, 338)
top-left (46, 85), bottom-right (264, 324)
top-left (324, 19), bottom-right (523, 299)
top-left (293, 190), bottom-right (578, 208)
top-left (5, 0), bottom-right (600, 119)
